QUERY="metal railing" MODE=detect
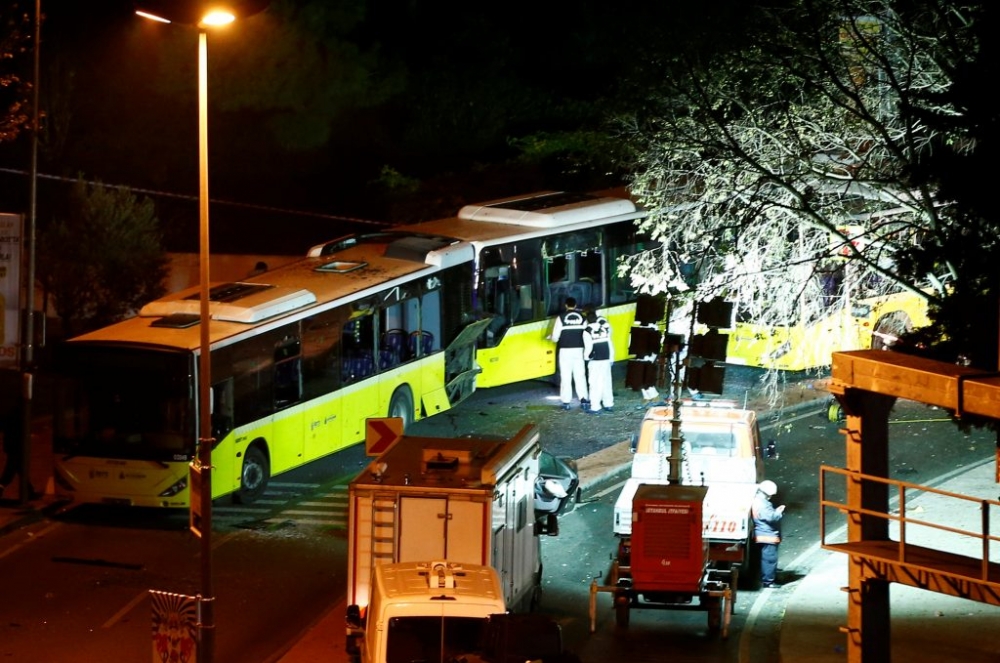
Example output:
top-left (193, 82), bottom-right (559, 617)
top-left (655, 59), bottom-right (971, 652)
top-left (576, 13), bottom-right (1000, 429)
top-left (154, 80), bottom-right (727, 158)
top-left (820, 464), bottom-right (1000, 584)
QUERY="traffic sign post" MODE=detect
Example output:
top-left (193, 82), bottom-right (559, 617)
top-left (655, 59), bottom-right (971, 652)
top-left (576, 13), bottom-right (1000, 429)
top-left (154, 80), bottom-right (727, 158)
top-left (366, 417), bottom-right (404, 456)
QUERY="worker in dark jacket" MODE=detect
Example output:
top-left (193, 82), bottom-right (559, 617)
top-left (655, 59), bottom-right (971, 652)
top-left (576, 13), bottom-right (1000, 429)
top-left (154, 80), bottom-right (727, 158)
top-left (582, 309), bottom-right (614, 414)
top-left (549, 297), bottom-right (589, 411)
top-left (751, 479), bottom-right (785, 588)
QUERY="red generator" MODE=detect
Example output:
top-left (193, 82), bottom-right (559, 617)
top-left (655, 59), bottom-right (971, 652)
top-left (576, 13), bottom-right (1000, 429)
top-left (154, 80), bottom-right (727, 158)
top-left (630, 484), bottom-right (709, 593)
top-left (589, 482), bottom-right (734, 636)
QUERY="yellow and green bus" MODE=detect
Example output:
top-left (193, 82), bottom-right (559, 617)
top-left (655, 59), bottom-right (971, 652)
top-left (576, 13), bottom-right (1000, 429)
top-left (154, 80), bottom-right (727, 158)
top-left (51, 232), bottom-right (488, 507)
top-left (397, 190), bottom-right (650, 387)
top-left (50, 191), bottom-right (652, 507)
top-left (724, 287), bottom-right (930, 371)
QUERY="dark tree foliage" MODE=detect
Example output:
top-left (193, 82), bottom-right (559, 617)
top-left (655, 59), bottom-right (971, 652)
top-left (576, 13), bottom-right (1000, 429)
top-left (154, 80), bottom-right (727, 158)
top-left (38, 180), bottom-right (169, 337)
top-left (892, 2), bottom-right (1000, 370)
top-left (0, 2), bottom-right (32, 143)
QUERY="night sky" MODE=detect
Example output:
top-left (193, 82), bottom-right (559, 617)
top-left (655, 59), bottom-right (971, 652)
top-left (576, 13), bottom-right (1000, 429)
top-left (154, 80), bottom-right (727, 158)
top-left (0, 0), bottom-right (756, 254)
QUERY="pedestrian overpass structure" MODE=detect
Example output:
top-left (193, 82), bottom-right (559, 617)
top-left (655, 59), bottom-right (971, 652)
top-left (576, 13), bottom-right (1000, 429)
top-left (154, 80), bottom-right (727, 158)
top-left (825, 349), bottom-right (1000, 662)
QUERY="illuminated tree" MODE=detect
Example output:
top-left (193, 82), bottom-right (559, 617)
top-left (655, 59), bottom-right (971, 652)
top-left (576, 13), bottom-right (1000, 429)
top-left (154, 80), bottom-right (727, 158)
top-left (619, 0), bottom-right (993, 368)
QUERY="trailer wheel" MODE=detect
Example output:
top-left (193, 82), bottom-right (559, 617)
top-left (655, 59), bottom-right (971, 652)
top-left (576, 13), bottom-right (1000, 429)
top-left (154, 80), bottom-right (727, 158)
top-left (729, 567), bottom-right (739, 611)
top-left (706, 596), bottom-right (722, 634)
top-left (614, 592), bottom-right (630, 628)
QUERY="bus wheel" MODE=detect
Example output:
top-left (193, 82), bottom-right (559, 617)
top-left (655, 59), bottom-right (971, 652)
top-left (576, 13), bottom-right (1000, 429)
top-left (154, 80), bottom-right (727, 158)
top-left (235, 445), bottom-right (270, 504)
top-left (388, 387), bottom-right (414, 430)
top-left (871, 311), bottom-right (911, 351)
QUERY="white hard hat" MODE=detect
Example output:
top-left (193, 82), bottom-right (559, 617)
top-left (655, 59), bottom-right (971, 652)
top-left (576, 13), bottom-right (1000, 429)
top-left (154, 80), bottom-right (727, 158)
top-left (759, 480), bottom-right (777, 496)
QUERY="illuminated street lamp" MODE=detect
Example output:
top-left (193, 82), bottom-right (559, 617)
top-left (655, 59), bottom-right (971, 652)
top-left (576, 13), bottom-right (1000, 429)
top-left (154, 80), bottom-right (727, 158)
top-left (136, 3), bottom-right (268, 661)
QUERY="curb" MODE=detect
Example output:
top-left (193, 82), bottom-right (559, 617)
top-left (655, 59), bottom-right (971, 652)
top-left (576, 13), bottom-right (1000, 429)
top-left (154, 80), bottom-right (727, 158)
top-left (0, 502), bottom-right (46, 538)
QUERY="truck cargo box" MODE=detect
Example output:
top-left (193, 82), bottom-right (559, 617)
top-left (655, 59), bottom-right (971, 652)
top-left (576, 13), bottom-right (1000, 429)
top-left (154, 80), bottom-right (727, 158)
top-left (347, 423), bottom-right (545, 614)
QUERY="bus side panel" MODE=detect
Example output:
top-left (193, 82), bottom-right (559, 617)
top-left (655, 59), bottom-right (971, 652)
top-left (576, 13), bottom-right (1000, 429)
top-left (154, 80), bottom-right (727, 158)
top-left (727, 290), bottom-right (930, 371)
top-left (603, 303), bottom-right (637, 363)
top-left (270, 408), bottom-right (306, 474)
top-left (341, 381), bottom-right (381, 447)
top-left (304, 391), bottom-right (344, 461)
top-left (475, 319), bottom-right (555, 388)
top-left (212, 432), bottom-right (240, 498)
top-left (475, 304), bottom-right (635, 390)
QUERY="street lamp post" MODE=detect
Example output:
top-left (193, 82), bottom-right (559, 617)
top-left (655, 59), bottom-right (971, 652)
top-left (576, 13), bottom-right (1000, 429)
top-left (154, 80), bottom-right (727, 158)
top-left (194, 24), bottom-right (216, 660)
top-left (136, 4), bottom-right (267, 661)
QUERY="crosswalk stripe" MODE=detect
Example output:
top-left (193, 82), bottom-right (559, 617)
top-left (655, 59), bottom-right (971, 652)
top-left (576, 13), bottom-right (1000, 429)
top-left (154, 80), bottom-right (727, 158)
top-left (211, 480), bottom-right (351, 528)
top-left (266, 517), bottom-right (346, 526)
top-left (280, 509), bottom-right (344, 517)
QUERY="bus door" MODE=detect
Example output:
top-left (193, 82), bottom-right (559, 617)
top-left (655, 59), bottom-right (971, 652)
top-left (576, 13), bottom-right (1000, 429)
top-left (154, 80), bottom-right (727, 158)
top-left (340, 311), bottom-right (380, 442)
top-left (376, 290), bottom-right (421, 419)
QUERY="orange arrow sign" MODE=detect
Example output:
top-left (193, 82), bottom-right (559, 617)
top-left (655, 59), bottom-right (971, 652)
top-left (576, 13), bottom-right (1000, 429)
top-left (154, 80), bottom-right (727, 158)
top-left (366, 417), bottom-right (403, 456)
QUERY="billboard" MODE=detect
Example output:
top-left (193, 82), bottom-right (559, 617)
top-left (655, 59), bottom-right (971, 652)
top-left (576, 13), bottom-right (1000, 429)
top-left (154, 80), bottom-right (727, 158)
top-left (0, 213), bottom-right (22, 367)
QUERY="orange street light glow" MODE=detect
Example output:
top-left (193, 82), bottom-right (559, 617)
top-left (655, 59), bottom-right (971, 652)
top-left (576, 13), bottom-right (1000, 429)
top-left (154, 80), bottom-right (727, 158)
top-left (135, 8), bottom-right (236, 27)
top-left (200, 10), bottom-right (236, 26)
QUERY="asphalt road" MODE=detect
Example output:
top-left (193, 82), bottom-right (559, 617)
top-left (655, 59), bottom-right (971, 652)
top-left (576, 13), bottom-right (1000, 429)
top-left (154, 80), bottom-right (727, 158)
top-left (6, 361), bottom-right (992, 663)
top-left (408, 363), bottom-right (831, 460)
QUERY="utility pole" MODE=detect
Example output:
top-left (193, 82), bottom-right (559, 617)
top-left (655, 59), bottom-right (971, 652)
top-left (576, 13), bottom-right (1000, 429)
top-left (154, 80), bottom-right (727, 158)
top-left (19, 0), bottom-right (42, 505)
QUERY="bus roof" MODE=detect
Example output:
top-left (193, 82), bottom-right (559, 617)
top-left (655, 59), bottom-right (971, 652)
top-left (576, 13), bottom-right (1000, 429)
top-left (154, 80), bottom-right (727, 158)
top-left (398, 191), bottom-right (646, 244)
top-left (69, 232), bottom-right (473, 351)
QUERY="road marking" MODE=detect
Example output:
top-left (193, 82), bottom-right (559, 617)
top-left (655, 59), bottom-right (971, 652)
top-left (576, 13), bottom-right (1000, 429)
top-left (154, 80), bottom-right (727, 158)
top-left (103, 590), bottom-right (148, 629)
top-left (212, 482), bottom-right (351, 528)
top-left (266, 517), bottom-right (347, 527)
top-left (0, 522), bottom-right (60, 560)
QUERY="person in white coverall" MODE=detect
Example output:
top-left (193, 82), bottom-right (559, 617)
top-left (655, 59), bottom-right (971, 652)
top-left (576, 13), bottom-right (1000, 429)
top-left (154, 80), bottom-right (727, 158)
top-left (550, 297), bottom-right (589, 410)
top-left (582, 309), bottom-right (614, 413)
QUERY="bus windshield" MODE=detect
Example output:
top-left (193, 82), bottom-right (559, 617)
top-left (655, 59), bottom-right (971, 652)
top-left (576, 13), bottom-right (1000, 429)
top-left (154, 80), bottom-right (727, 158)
top-left (54, 345), bottom-right (195, 462)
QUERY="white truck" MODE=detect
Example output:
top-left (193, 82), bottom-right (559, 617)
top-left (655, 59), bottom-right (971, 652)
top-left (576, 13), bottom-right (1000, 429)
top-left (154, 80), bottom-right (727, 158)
top-left (347, 560), bottom-right (577, 663)
top-left (349, 560), bottom-right (504, 663)
top-left (614, 400), bottom-right (765, 564)
top-left (346, 422), bottom-right (555, 632)
top-left (595, 400), bottom-right (767, 632)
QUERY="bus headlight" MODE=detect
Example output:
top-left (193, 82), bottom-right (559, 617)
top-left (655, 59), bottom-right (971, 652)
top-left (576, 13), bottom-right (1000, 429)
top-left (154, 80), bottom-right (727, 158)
top-left (159, 476), bottom-right (188, 498)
